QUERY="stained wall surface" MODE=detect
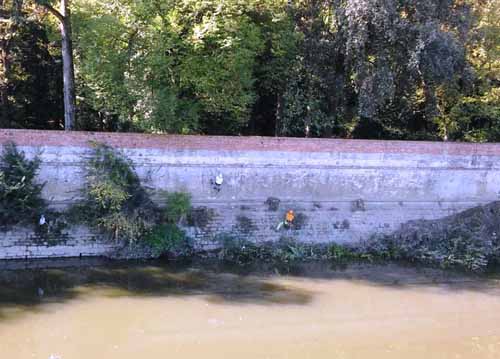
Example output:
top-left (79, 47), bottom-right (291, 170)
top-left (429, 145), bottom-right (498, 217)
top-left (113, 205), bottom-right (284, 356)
top-left (1, 129), bottom-right (500, 259)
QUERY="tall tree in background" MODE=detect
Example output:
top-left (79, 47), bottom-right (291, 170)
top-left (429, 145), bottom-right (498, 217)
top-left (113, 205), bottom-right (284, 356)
top-left (278, 0), bottom-right (476, 139)
top-left (441, 0), bottom-right (500, 142)
top-left (278, 1), bottom-right (338, 137)
top-left (35, 0), bottom-right (75, 130)
top-left (1, 0), bottom-right (498, 141)
top-left (0, 0), bottom-right (63, 129)
top-left (0, 0), bottom-right (20, 125)
top-left (72, 0), bottom-right (270, 133)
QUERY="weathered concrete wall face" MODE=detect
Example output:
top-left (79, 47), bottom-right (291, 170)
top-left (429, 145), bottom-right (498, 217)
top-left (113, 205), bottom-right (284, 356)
top-left (1, 129), bottom-right (500, 259)
top-left (0, 226), bottom-right (116, 259)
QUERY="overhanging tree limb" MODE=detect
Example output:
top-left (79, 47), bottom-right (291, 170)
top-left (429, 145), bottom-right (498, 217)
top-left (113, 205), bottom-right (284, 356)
top-left (38, 2), bottom-right (63, 23)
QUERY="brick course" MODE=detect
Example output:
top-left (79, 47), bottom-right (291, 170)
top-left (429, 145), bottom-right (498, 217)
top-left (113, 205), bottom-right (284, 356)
top-left (2, 129), bottom-right (500, 156)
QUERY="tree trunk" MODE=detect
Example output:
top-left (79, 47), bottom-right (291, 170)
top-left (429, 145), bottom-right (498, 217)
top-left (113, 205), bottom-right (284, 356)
top-left (274, 94), bottom-right (282, 137)
top-left (0, 0), bottom-right (13, 127)
top-left (59, 0), bottom-right (75, 130)
top-left (0, 43), bottom-right (10, 127)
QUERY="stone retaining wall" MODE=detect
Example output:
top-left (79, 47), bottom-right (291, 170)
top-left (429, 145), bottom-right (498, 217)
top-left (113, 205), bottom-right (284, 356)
top-left (1, 129), bottom-right (500, 259)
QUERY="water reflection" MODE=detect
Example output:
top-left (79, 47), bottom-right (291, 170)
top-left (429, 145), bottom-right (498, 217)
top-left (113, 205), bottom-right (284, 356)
top-left (2, 258), bottom-right (500, 321)
top-left (2, 259), bottom-right (500, 359)
top-left (0, 259), bottom-right (318, 321)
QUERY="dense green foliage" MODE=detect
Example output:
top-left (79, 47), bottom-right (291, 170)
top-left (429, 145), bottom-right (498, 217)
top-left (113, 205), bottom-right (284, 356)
top-left (145, 192), bottom-right (193, 256)
top-left (216, 236), bottom-right (333, 265)
top-left (69, 142), bottom-right (192, 255)
top-left (163, 192), bottom-right (192, 223)
top-left (0, 142), bottom-right (46, 226)
top-left (71, 142), bottom-right (156, 242)
top-left (1, 0), bottom-right (498, 140)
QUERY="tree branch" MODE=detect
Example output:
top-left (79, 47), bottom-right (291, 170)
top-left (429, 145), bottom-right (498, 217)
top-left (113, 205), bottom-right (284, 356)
top-left (38, 2), bottom-right (64, 23)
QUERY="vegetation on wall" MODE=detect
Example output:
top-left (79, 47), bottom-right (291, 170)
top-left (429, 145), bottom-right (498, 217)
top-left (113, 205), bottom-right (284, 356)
top-left (356, 201), bottom-right (500, 272)
top-left (69, 142), bottom-right (157, 242)
top-left (66, 142), bottom-right (192, 255)
top-left (216, 236), bottom-right (307, 265)
top-left (0, 141), bottom-right (192, 255)
top-left (215, 236), bottom-right (363, 266)
top-left (216, 200), bottom-right (500, 272)
top-left (145, 192), bottom-right (193, 257)
top-left (0, 142), bottom-right (46, 227)
top-left (1, 142), bottom-right (499, 272)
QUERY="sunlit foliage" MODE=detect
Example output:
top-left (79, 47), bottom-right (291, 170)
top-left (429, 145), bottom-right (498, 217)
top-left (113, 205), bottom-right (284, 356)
top-left (1, 0), bottom-right (499, 141)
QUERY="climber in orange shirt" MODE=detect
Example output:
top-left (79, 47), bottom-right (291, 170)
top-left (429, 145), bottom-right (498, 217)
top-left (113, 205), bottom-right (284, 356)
top-left (276, 210), bottom-right (295, 230)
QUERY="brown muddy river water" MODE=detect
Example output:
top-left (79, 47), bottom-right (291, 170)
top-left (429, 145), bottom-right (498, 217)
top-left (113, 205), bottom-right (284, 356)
top-left (1, 259), bottom-right (500, 359)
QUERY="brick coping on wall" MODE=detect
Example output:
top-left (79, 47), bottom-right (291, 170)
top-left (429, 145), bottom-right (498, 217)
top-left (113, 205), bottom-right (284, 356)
top-left (1, 129), bottom-right (500, 156)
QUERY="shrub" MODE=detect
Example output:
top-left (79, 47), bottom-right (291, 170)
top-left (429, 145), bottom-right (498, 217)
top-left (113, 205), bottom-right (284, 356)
top-left (145, 192), bottom-right (193, 257)
top-left (354, 202), bottom-right (500, 271)
top-left (270, 239), bottom-right (307, 263)
top-left (327, 243), bottom-right (357, 261)
top-left (217, 236), bottom-right (334, 265)
top-left (71, 142), bottom-right (157, 243)
top-left (163, 192), bottom-right (191, 223)
top-left (217, 236), bottom-right (264, 264)
top-left (71, 143), bottom-right (194, 257)
top-left (145, 223), bottom-right (192, 257)
top-left (0, 143), bottom-right (46, 227)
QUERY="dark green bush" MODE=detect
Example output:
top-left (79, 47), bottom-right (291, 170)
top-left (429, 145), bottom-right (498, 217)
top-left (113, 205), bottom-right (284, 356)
top-left (217, 236), bottom-right (336, 265)
top-left (163, 192), bottom-right (191, 223)
top-left (145, 192), bottom-right (193, 257)
top-left (327, 243), bottom-right (358, 261)
top-left (217, 236), bottom-right (263, 264)
top-left (0, 143), bottom-right (46, 227)
top-left (145, 223), bottom-right (192, 257)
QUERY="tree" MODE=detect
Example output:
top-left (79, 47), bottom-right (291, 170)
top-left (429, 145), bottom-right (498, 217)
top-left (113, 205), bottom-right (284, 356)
top-left (2, 0), bottom-right (497, 141)
top-left (0, 0), bottom-right (63, 129)
top-left (0, 0), bottom-right (21, 125)
top-left (440, 0), bottom-right (500, 142)
top-left (35, 0), bottom-right (75, 130)
top-left (278, 0), bottom-right (338, 137)
top-left (72, 0), bottom-right (268, 134)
